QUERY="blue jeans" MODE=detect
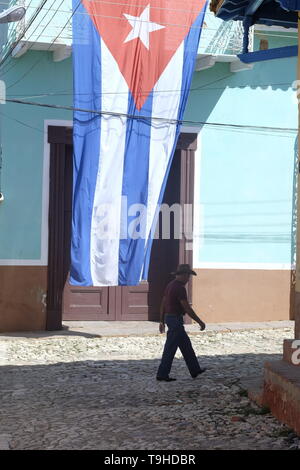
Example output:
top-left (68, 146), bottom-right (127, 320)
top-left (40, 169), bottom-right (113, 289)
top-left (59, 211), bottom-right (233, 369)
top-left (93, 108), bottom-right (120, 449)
top-left (157, 315), bottom-right (202, 378)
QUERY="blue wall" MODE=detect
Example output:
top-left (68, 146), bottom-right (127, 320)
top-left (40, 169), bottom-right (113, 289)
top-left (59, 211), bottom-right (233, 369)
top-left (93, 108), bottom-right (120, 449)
top-left (0, 51), bottom-right (72, 259)
top-left (185, 55), bottom-right (297, 265)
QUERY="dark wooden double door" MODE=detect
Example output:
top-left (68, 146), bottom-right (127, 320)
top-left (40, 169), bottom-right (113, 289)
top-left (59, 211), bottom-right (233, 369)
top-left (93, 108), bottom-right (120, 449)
top-left (46, 127), bottom-right (196, 328)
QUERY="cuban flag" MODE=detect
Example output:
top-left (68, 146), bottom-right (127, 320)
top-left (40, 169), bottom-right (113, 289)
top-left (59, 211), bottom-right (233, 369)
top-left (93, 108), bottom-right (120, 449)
top-left (71, 0), bottom-right (207, 286)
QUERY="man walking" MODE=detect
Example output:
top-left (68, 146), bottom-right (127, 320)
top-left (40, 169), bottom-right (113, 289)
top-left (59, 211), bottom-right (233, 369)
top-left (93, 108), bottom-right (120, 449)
top-left (157, 264), bottom-right (206, 382)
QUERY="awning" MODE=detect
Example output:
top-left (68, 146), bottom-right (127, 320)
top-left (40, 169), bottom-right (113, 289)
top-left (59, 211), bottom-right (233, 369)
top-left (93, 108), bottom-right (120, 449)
top-left (211, 0), bottom-right (299, 28)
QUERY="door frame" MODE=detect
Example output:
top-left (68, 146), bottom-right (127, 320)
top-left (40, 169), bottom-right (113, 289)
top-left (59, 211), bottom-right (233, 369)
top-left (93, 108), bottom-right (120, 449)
top-left (176, 132), bottom-right (197, 323)
top-left (46, 126), bottom-right (197, 330)
top-left (46, 126), bottom-right (73, 330)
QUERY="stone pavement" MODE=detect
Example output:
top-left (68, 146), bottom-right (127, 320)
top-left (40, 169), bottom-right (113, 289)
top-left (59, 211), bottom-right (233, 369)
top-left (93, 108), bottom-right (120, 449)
top-left (0, 319), bottom-right (294, 339)
top-left (0, 321), bottom-right (299, 450)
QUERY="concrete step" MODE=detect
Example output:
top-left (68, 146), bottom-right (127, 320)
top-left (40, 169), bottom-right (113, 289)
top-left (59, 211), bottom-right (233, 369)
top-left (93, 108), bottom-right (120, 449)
top-left (283, 339), bottom-right (300, 366)
top-left (240, 377), bottom-right (265, 407)
top-left (263, 360), bottom-right (300, 436)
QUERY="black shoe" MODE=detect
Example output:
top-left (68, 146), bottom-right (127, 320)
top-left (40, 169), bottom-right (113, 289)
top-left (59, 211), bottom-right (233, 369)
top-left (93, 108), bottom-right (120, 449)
top-left (156, 376), bottom-right (176, 382)
top-left (191, 368), bottom-right (207, 378)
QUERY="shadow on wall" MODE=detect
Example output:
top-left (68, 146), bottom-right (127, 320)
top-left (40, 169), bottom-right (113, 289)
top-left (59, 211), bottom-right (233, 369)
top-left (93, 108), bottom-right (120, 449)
top-left (187, 57), bottom-right (297, 127)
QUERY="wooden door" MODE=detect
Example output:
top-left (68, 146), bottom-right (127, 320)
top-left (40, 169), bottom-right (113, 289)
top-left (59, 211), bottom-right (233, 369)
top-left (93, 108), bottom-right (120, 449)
top-left (147, 149), bottom-right (181, 320)
top-left (147, 134), bottom-right (196, 322)
top-left (61, 145), bottom-right (116, 321)
top-left (63, 145), bottom-right (116, 321)
top-left (46, 127), bottom-right (196, 328)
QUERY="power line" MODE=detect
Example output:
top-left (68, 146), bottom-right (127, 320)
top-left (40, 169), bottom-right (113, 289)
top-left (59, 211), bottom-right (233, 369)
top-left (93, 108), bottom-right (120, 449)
top-left (0, 0), bottom-right (50, 68)
top-left (0, 0), bottom-right (67, 79)
top-left (4, 41), bottom-right (234, 94)
top-left (6, 79), bottom-right (294, 99)
top-left (0, 0), bottom-right (81, 80)
top-left (0, 1), bottom-right (239, 80)
top-left (0, 109), bottom-right (44, 134)
top-left (1, 1), bottom-right (285, 85)
top-left (0, 1), bottom-right (56, 79)
top-left (5, 67), bottom-right (295, 99)
top-left (0, 0), bottom-right (295, 63)
top-left (16, 1), bottom-right (218, 16)
top-left (4, 96), bottom-right (297, 134)
top-left (4, 1), bottom-right (82, 90)
top-left (5, 58), bottom-right (228, 103)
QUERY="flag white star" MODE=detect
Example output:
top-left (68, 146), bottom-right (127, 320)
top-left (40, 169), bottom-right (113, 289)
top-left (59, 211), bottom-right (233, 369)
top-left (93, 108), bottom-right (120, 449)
top-left (123, 4), bottom-right (165, 50)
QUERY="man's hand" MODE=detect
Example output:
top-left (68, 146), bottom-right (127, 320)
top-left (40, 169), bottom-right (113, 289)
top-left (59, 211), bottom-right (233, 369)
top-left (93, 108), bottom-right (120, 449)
top-left (159, 322), bottom-right (165, 334)
top-left (198, 320), bottom-right (206, 331)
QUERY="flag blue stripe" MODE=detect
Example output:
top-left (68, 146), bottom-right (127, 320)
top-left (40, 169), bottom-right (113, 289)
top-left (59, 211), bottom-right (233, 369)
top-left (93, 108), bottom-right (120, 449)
top-left (141, 6), bottom-right (207, 280)
top-left (118, 92), bottom-right (154, 285)
top-left (70, 1), bottom-right (102, 286)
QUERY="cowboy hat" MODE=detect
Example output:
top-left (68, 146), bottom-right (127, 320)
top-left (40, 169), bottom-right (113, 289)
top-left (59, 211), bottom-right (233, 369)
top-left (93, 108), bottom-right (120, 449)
top-left (171, 264), bottom-right (197, 276)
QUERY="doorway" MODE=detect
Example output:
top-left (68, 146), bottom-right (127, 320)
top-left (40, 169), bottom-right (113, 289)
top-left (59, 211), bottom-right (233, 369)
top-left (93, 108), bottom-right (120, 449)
top-left (46, 127), bottom-right (197, 329)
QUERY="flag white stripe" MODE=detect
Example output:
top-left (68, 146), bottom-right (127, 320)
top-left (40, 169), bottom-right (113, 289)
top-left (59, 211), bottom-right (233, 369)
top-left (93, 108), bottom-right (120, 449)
top-left (145, 42), bottom-right (185, 254)
top-left (90, 40), bottom-right (128, 286)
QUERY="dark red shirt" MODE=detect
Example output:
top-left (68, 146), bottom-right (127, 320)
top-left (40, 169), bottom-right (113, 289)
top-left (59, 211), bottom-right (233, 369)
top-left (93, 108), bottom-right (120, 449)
top-left (164, 279), bottom-right (188, 316)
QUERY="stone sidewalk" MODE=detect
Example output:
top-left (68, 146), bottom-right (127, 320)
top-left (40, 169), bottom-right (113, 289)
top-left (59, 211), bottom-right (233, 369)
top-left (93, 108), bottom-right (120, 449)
top-left (0, 320), bottom-right (294, 339)
top-left (0, 322), bottom-right (299, 450)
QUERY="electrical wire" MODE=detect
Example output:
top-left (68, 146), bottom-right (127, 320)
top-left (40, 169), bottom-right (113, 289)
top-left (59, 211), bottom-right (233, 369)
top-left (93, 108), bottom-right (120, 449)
top-left (0, 1), bottom-right (239, 80)
top-left (4, 1), bottom-right (82, 90)
top-left (1, 0), bottom-right (37, 56)
top-left (0, 0), bottom-right (67, 79)
top-left (0, 1), bottom-right (296, 135)
top-left (4, 70), bottom-right (296, 99)
top-left (1, 27), bottom-right (224, 90)
top-left (3, 96), bottom-right (297, 135)
top-left (1, 0), bottom-right (272, 86)
top-left (7, 70), bottom-right (236, 99)
top-left (14, 1), bottom-right (219, 16)
top-left (0, 0), bottom-right (50, 68)
top-left (0, 109), bottom-right (44, 134)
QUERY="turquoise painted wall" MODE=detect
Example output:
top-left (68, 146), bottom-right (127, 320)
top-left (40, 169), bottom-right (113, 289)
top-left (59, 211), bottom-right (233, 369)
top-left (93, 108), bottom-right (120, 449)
top-left (0, 34), bottom-right (297, 265)
top-left (0, 51), bottom-right (72, 259)
top-left (185, 51), bottom-right (297, 265)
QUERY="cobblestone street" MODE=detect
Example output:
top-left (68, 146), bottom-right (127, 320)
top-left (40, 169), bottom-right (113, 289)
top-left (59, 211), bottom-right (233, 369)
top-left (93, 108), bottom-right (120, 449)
top-left (0, 326), bottom-right (299, 450)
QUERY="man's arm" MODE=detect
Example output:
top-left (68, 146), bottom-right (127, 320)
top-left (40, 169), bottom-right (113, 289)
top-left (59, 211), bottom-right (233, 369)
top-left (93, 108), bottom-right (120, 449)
top-left (180, 299), bottom-right (206, 330)
top-left (159, 296), bottom-right (166, 333)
